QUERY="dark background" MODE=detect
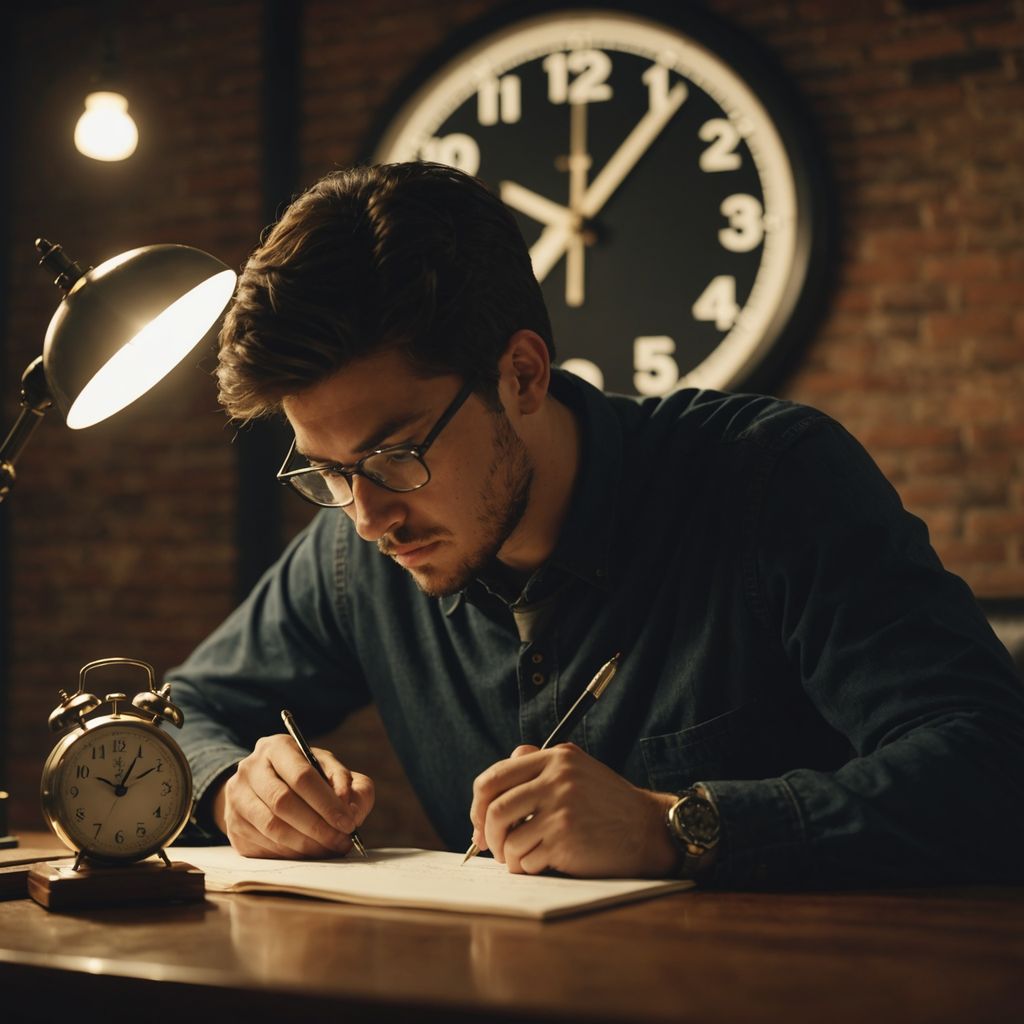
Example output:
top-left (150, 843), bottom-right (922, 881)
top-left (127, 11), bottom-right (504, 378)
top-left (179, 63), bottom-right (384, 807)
top-left (2, 0), bottom-right (1022, 838)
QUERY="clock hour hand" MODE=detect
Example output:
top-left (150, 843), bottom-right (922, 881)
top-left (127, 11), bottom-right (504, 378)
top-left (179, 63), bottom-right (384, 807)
top-left (499, 181), bottom-right (580, 284)
top-left (94, 775), bottom-right (118, 789)
top-left (499, 181), bottom-right (573, 229)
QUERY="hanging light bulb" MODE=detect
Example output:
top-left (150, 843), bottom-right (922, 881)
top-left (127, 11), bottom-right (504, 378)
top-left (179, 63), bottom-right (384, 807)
top-left (74, 91), bottom-right (139, 162)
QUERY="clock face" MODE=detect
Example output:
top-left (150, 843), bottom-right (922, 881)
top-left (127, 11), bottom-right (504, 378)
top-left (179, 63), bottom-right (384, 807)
top-left (44, 719), bottom-right (192, 862)
top-left (372, 7), bottom-right (827, 396)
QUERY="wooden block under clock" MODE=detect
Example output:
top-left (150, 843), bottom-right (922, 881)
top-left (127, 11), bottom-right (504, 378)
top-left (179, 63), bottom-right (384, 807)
top-left (27, 858), bottom-right (205, 911)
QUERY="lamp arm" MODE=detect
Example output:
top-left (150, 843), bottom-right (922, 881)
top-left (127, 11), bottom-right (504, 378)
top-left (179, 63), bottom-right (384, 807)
top-left (0, 357), bottom-right (53, 503)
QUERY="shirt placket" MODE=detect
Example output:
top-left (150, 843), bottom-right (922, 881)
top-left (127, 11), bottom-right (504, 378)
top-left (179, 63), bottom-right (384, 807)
top-left (512, 599), bottom-right (562, 746)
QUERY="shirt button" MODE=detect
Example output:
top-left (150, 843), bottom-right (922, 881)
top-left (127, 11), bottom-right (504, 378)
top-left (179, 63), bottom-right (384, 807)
top-left (532, 672), bottom-right (545, 686)
top-left (531, 653), bottom-right (543, 664)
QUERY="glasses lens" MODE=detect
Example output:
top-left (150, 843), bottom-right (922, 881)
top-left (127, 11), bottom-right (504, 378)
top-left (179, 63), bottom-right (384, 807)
top-left (290, 469), bottom-right (353, 507)
top-left (362, 449), bottom-right (430, 492)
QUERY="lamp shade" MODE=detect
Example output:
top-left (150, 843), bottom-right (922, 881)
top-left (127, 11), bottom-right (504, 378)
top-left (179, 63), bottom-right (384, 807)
top-left (42, 244), bottom-right (237, 429)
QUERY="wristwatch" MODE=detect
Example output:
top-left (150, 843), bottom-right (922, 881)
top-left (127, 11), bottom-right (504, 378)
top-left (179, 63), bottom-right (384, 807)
top-left (666, 784), bottom-right (720, 879)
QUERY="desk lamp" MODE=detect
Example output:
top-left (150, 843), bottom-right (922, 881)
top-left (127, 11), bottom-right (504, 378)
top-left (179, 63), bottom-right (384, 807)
top-left (0, 238), bottom-right (237, 845)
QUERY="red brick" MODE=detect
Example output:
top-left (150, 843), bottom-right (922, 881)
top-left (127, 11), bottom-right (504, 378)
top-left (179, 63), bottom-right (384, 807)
top-left (922, 253), bottom-right (1004, 282)
top-left (858, 423), bottom-right (961, 450)
top-left (844, 259), bottom-right (921, 285)
top-left (933, 539), bottom-right (1010, 566)
top-left (963, 282), bottom-right (1023, 306)
top-left (856, 83), bottom-right (966, 112)
top-left (871, 29), bottom-right (969, 64)
top-left (899, 479), bottom-right (974, 508)
top-left (862, 228), bottom-right (959, 260)
top-left (964, 510), bottom-right (1024, 541)
top-left (923, 310), bottom-right (1014, 345)
top-left (971, 20), bottom-right (1024, 49)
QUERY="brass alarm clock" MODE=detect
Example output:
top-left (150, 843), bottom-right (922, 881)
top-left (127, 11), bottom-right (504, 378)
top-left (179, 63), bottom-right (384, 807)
top-left (40, 658), bottom-right (193, 870)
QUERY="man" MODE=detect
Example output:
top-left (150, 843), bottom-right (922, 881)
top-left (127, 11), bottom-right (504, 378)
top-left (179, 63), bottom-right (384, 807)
top-left (170, 162), bottom-right (1024, 886)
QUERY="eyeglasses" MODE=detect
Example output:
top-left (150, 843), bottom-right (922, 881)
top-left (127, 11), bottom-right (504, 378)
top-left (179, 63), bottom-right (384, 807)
top-left (276, 381), bottom-right (474, 508)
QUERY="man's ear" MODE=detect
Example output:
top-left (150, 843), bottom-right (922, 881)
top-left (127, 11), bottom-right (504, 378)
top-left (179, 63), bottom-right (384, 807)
top-left (498, 330), bottom-right (550, 414)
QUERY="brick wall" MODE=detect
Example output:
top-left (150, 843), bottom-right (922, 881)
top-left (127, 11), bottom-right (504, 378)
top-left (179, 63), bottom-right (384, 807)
top-left (3, 0), bottom-right (1021, 833)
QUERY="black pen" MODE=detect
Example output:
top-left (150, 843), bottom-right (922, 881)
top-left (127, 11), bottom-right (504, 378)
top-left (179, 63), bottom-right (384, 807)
top-left (281, 708), bottom-right (368, 858)
top-left (461, 652), bottom-right (622, 865)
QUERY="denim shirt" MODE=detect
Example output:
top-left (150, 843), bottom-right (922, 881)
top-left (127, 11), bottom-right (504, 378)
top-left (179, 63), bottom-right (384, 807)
top-left (168, 370), bottom-right (1024, 887)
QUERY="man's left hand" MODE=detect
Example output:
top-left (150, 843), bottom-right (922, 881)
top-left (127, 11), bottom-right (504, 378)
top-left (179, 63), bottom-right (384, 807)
top-left (469, 743), bottom-right (679, 877)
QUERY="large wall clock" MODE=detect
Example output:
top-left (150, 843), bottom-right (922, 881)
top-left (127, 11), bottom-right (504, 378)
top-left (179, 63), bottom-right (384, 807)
top-left (370, 2), bottom-right (833, 396)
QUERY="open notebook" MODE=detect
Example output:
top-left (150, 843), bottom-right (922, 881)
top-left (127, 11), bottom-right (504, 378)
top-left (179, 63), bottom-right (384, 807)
top-left (172, 845), bottom-right (693, 920)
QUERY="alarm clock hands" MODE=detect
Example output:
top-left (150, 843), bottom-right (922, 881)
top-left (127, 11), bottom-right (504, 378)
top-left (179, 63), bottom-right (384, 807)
top-left (119, 753), bottom-right (141, 788)
top-left (93, 753), bottom-right (139, 795)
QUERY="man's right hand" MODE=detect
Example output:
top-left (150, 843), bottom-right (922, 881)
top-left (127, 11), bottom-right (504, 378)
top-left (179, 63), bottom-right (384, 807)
top-left (212, 734), bottom-right (374, 858)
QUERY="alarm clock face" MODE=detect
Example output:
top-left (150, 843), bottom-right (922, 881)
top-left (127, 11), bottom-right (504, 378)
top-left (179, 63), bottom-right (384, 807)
top-left (43, 719), bottom-right (192, 863)
top-left (372, 8), bottom-right (827, 396)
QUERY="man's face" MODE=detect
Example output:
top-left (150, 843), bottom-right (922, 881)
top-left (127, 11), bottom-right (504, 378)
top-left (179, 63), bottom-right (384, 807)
top-left (282, 349), bottom-right (533, 597)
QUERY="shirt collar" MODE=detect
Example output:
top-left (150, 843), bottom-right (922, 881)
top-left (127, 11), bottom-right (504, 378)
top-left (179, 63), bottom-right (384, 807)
top-left (441, 368), bottom-right (622, 616)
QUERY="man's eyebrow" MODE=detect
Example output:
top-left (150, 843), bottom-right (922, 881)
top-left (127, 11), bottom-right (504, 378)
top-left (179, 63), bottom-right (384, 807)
top-left (296, 410), bottom-right (425, 464)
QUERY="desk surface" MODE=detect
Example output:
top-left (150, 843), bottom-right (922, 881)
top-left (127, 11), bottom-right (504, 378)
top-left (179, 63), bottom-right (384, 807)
top-left (1, 834), bottom-right (1022, 1024)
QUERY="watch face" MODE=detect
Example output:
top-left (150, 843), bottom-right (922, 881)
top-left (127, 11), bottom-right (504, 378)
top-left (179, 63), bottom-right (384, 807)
top-left (44, 719), bottom-right (192, 862)
top-left (679, 795), bottom-right (719, 847)
top-left (372, 7), bottom-right (828, 396)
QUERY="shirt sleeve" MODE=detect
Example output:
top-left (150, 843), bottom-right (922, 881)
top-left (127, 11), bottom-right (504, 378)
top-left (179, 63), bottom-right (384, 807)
top-left (707, 418), bottom-right (1024, 887)
top-left (166, 510), bottom-right (371, 839)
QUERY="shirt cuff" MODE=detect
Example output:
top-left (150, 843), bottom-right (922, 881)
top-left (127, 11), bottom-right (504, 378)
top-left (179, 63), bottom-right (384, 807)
top-left (702, 777), bottom-right (809, 888)
top-left (186, 744), bottom-right (248, 838)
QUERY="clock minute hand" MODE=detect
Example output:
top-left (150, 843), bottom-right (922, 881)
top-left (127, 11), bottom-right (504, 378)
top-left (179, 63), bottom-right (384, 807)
top-left (580, 82), bottom-right (687, 221)
top-left (119, 754), bottom-right (140, 787)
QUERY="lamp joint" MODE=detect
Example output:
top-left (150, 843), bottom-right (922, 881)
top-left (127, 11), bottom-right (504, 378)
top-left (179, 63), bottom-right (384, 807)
top-left (35, 238), bottom-right (86, 293)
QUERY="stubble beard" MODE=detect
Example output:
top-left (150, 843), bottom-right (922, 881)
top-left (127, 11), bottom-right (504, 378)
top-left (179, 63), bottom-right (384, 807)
top-left (386, 408), bottom-right (534, 599)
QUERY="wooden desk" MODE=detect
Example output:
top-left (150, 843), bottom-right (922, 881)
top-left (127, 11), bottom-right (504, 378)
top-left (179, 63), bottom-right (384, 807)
top-left (1, 835), bottom-right (1021, 1024)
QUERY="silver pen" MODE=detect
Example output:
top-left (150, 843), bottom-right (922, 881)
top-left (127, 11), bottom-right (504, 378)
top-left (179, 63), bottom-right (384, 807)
top-left (281, 708), bottom-right (368, 858)
top-left (461, 652), bottom-right (622, 865)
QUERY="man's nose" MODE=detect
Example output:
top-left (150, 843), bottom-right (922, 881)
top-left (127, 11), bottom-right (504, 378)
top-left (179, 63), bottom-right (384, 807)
top-left (348, 474), bottom-right (405, 542)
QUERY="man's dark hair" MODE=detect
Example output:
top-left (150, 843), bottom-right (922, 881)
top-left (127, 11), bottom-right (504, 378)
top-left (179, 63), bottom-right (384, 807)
top-left (216, 162), bottom-right (555, 420)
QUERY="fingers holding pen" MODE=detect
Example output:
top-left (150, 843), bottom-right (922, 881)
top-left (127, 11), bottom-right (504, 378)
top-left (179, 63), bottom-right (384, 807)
top-left (315, 749), bottom-right (376, 831)
top-left (221, 734), bottom-right (373, 858)
top-left (469, 743), bottom-right (547, 863)
top-left (471, 742), bottom-right (663, 877)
